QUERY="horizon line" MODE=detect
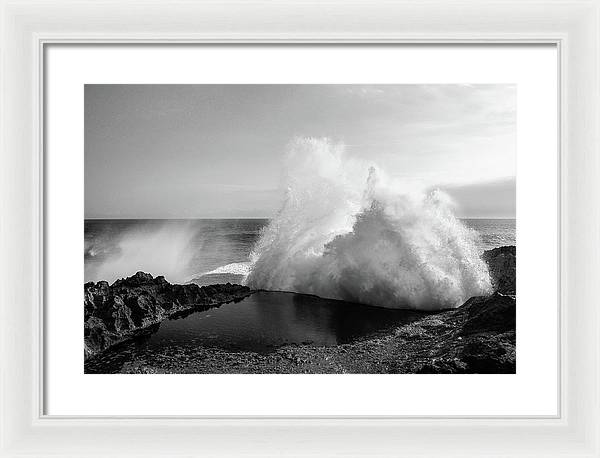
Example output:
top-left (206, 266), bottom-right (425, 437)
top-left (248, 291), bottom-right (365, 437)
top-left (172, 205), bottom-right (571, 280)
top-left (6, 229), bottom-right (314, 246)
top-left (84, 216), bottom-right (516, 220)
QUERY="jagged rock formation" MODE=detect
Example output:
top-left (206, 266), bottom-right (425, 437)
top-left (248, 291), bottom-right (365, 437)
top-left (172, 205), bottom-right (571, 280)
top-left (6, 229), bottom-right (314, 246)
top-left (483, 245), bottom-right (516, 295)
top-left (84, 272), bottom-right (252, 359)
top-left (85, 246), bottom-right (516, 374)
top-left (411, 291), bottom-right (516, 373)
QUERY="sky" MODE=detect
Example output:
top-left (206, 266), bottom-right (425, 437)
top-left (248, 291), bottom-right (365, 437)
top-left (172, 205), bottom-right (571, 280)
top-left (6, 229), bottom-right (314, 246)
top-left (85, 84), bottom-right (516, 219)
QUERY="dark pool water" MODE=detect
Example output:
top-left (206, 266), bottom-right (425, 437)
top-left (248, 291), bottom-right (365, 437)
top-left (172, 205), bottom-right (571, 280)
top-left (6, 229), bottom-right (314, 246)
top-left (85, 291), bottom-right (425, 373)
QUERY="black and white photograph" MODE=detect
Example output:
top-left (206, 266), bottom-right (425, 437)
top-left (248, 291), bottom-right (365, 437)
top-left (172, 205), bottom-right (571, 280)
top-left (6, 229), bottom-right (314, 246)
top-left (84, 84), bottom-right (516, 374)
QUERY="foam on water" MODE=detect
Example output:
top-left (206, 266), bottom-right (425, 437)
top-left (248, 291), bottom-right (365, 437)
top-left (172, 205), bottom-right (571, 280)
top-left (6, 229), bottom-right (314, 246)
top-left (246, 138), bottom-right (492, 310)
top-left (203, 262), bottom-right (253, 276)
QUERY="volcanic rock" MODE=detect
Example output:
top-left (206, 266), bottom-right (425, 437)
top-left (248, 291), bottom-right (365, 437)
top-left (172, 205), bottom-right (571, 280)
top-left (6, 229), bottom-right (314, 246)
top-left (84, 272), bottom-right (252, 359)
top-left (482, 245), bottom-right (516, 294)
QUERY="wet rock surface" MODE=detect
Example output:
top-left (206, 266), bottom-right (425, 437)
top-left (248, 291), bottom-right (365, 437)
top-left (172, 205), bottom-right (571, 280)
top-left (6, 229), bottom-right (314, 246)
top-left (85, 246), bottom-right (516, 374)
top-left (482, 245), bottom-right (516, 294)
top-left (84, 272), bottom-right (253, 359)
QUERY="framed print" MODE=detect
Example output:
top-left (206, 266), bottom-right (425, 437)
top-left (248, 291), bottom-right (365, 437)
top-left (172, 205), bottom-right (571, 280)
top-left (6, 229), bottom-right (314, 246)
top-left (46, 45), bottom-right (555, 417)
top-left (1, 1), bottom-right (599, 457)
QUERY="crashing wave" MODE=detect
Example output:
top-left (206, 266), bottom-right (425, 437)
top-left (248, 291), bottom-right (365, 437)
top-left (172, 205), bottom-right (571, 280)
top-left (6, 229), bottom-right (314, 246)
top-left (246, 138), bottom-right (492, 310)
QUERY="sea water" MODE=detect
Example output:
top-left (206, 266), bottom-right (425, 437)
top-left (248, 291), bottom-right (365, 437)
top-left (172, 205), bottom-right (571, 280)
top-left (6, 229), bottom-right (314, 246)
top-left (85, 218), bottom-right (265, 285)
top-left (84, 217), bottom-right (514, 372)
top-left (84, 290), bottom-right (428, 373)
top-left (85, 217), bottom-right (515, 286)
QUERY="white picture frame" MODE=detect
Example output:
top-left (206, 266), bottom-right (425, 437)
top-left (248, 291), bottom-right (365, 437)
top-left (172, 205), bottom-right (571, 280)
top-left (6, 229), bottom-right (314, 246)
top-left (0, 1), bottom-right (598, 456)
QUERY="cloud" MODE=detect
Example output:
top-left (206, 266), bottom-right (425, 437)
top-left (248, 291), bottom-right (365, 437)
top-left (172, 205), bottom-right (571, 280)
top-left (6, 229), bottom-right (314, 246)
top-left (438, 177), bottom-right (516, 218)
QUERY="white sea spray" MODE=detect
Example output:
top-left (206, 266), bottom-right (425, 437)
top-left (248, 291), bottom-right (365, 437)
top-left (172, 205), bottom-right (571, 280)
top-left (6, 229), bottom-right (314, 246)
top-left (246, 138), bottom-right (492, 310)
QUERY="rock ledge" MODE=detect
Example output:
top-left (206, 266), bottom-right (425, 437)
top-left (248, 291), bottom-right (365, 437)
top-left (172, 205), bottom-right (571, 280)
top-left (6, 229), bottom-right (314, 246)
top-left (84, 272), bottom-right (252, 359)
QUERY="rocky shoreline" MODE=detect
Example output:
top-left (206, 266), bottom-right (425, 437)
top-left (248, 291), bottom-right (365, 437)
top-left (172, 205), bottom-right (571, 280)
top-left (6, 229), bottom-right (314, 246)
top-left (84, 245), bottom-right (516, 373)
top-left (84, 273), bottom-right (252, 359)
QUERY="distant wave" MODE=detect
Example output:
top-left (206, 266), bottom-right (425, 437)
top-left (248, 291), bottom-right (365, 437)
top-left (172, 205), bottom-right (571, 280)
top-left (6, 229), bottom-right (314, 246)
top-left (202, 262), bottom-right (252, 277)
top-left (90, 221), bottom-right (197, 284)
top-left (246, 138), bottom-right (492, 310)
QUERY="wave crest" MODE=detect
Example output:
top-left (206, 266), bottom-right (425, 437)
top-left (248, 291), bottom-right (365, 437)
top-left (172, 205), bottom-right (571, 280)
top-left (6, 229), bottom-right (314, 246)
top-left (246, 138), bottom-right (492, 310)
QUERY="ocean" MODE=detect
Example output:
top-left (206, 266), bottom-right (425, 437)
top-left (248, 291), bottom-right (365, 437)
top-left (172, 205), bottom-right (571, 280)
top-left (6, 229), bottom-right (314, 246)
top-left (84, 217), bottom-right (515, 372)
top-left (84, 218), bottom-right (515, 286)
